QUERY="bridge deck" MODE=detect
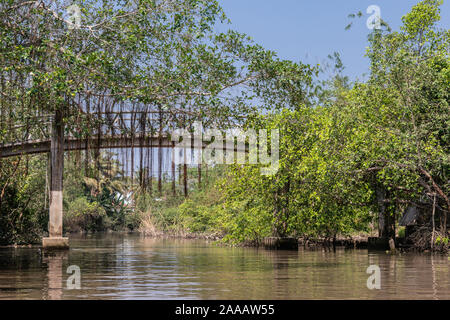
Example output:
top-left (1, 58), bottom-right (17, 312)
top-left (0, 135), bottom-right (247, 158)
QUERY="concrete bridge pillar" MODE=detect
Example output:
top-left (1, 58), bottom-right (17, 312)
top-left (43, 110), bottom-right (69, 249)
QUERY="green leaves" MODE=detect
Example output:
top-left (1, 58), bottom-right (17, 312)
top-left (401, 0), bottom-right (442, 41)
top-left (213, 0), bottom-right (449, 243)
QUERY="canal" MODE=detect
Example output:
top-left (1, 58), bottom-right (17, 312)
top-left (0, 233), bottom-right (449, 299)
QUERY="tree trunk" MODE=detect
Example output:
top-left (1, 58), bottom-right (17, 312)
top-left (198, 163), bottom-right (202, 189)
top-left (431, 193), bottom-right (436, 250)
top-left (376, 185), bottom-right (395, 238)
top-left (171, 142), bottom-right (176, 196)
top-left (183, 162), bottom-right (188, 198)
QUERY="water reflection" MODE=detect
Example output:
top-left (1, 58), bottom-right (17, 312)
top-left (43, 251), bottom-right (68, 300)
top-left (0, 233), bottom-right (449, 300)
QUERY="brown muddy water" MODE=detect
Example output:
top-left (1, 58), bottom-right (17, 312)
top-left (0, 233), bottom-right (449, 300)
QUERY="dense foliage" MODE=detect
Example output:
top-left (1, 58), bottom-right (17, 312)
top-left (206, 0), bottom-right (449, 247)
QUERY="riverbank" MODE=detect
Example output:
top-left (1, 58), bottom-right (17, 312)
top-left (2, 230), bottom-right (448, 255)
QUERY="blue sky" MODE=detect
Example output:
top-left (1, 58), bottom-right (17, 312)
top-left (216, 0), bottom-right (450, 81)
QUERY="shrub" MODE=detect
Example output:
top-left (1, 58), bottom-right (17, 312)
top-left (64, 197), bottom-right (108, 232)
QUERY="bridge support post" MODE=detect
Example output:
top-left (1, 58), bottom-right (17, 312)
top-left (43, 110), bottom-right (69, 250)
